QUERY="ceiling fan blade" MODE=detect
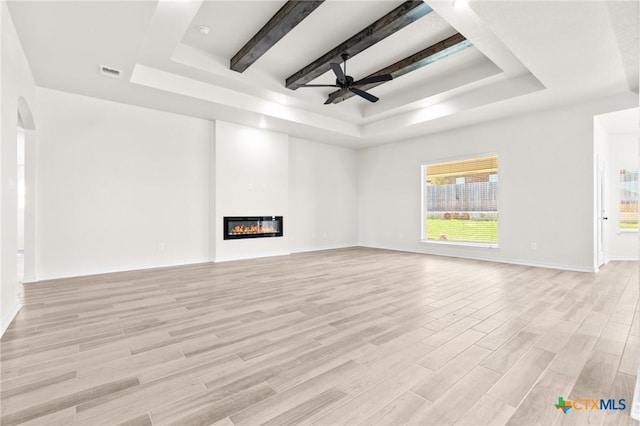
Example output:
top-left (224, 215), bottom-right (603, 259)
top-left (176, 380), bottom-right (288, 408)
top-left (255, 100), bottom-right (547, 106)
top-left (324, 90), bottom-right (343, 105)
top-left (330, 63), bottom-right (346, 84)
top-left (349, 87), bottom-right (379, 103)
top-left (353, 74), bottom-right (393, 86)
top-left (297, 84), bottom-right (339, 88)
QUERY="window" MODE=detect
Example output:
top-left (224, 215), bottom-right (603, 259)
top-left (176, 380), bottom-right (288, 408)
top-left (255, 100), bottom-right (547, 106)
top-left (422, 155), bottom-right (498, 245)
top-left (619, 169), bottom-right (638, 232)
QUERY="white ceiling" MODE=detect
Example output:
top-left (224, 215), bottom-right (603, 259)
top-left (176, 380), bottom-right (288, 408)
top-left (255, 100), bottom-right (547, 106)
top-left (7, 0), bottom-right (639, 148)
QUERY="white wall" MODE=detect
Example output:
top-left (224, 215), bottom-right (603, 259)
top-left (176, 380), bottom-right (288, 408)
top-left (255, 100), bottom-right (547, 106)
top-left (214, 121), bottom-right (289, 261)
top-left (358, 95), bottom-right (635, 272)
top-left (608, 133), bottom-right (639, 260)
top-left (16, 127), bottom-right (25, 251)
top-left (1, 1), bottom-right (37, 335)
top-left (26, 99), bottom-right (359, 279)
top-left (289, 137), bottom-right (358, 252)
top-left (36, 87), bottom-right (211, 279)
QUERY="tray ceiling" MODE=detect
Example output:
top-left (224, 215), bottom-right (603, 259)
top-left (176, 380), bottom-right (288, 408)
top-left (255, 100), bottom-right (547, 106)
top-left (7, 0), bottom-right (638, 147)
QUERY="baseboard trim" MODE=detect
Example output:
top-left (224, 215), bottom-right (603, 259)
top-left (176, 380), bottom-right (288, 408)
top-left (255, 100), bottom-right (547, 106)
top-left (23, 274), bottom-right (38, 284)
top-left (607, 256), bottom-right (639, 262)
top-left (35, 259), bottom-right (211, 282)
top-left (26, 244), bottom-right (605, 283)
top-left (494, 256), bottom-right (597, 273)
top-left (291, 244), bottom-right (356, 254)
top-left (357, 244), bottom-right (597, 273)
top-left (214, 251), bottom-right (291, 263)
top-left (1, 301), bottom-right (23, 338)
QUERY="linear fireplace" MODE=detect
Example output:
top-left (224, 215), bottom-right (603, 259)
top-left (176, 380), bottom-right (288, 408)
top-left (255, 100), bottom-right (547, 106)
top-left (223, 216), bottom-right (283, 240)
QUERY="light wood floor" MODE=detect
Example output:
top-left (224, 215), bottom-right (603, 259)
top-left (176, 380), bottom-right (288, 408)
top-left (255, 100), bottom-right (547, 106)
top-left (1, 247), bottom-right (638, 426)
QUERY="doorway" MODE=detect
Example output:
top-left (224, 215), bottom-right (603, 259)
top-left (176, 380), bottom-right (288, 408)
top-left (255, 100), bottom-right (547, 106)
top-left (597, 159), bottom-right (606, 267)
top-left (594, 107), bottom-right (640, 267)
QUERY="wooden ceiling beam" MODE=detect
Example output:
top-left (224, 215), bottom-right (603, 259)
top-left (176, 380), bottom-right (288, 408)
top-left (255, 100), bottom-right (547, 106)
top-left (327, 32), bottom-right (472, 103)
top-left (231, 0), bottom-right (325, 73)
top-left (285, 1), bottom-right (432, 89)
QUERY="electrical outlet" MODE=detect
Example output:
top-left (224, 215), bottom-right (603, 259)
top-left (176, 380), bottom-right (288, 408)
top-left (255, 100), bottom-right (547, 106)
top-left (531, 242), bottom-right (537, 250)
top-left (158, 242), bottom-right (165, 251)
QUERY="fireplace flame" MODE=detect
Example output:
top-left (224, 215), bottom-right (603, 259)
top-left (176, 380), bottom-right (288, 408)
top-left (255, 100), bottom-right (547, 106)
top-left (230, 224), bottom-right (276, 235)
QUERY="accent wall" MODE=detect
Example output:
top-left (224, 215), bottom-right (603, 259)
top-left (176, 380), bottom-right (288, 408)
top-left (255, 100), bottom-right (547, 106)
top-left (214, 121), bottom-right (290, 262)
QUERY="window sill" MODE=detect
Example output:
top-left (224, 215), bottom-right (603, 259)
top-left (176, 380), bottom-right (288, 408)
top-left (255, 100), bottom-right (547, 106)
top-left (420, 239), bottom-right (498, 249)
top-left (617, 229), bottom-right (639, 235)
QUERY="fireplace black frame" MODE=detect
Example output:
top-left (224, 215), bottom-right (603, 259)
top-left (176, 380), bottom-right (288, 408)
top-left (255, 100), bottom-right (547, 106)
top-left (223, 216), bottom-right (284, 240)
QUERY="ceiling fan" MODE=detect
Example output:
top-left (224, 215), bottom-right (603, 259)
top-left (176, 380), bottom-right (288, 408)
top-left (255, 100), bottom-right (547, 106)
top-left (297, 53), bottom-right (393, 104)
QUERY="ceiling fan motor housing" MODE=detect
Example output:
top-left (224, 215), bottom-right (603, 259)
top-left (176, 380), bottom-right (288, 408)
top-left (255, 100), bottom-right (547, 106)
top-left (338, 75), bottom-right (355, 88)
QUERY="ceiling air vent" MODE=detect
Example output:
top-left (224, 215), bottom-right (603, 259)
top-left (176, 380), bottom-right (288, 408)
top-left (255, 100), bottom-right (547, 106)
top-left (100, 65), bottom-right (121, 79)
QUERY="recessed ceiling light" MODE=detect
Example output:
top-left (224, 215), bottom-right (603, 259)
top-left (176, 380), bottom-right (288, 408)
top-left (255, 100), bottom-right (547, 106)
top-left (197, 25), bottom-right (210, 36)
top-left (453, 0), bottom-right (469, 9)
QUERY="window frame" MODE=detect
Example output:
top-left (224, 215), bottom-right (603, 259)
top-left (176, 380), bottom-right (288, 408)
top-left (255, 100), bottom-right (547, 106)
top-left (420, 153), bottom-right (499, 248)
top-left (618, 169), bottom-right (639, 234)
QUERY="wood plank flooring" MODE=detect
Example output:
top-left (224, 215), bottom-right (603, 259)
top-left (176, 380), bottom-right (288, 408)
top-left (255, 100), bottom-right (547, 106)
top-left (1, 247), bottom-right (638, 425)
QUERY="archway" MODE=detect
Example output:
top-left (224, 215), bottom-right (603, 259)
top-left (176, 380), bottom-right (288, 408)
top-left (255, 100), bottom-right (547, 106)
top-left (17, 96), bottom-right (36, 284)
top-left (17, 97), bottom-right (35, 130)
